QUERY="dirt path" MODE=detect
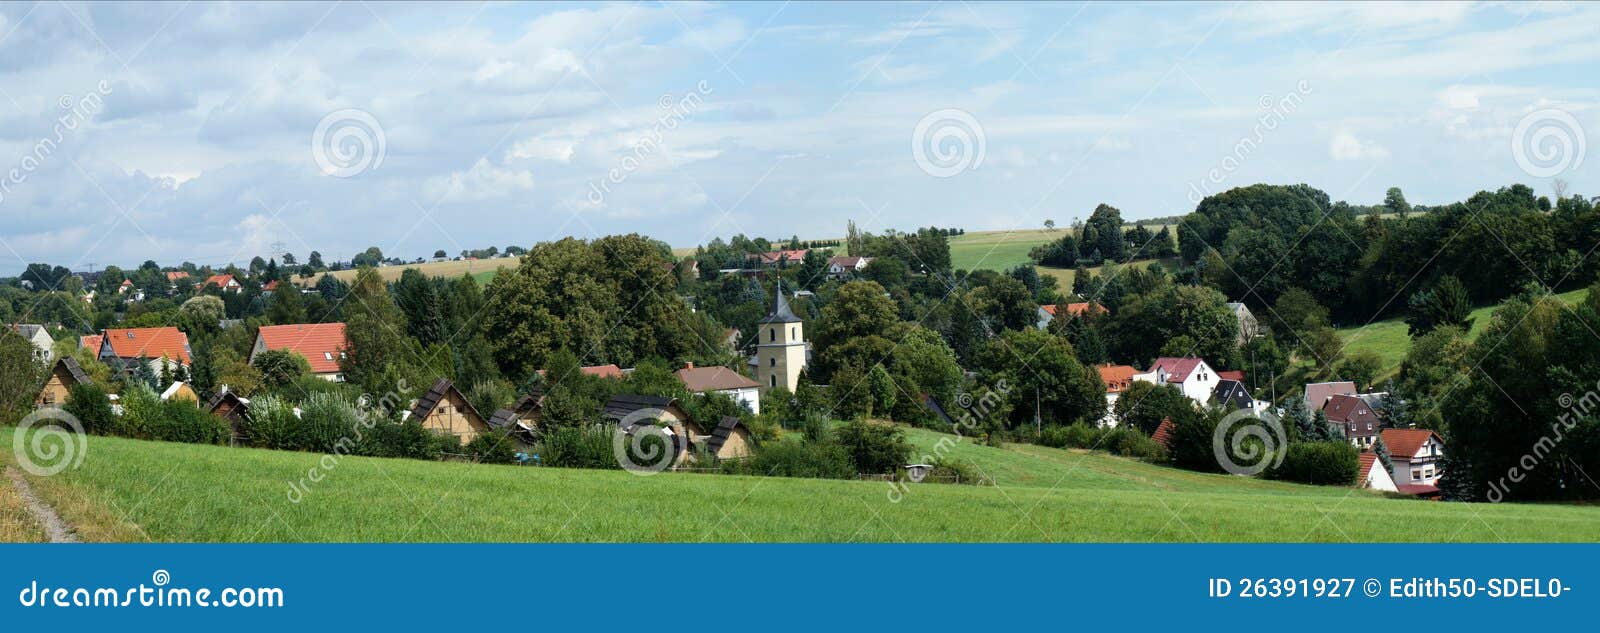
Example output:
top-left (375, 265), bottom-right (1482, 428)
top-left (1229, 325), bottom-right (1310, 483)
top-left (5, 467), bottom-right (80, 543)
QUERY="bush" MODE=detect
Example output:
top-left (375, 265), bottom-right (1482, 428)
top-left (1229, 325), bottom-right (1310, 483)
top-left (834, 419), bottom-right (912, 474)
top-left (463, 429), bottom-right (520, 464)
top-left (924, 456), bottom-right (986, 485)
top-left (64, 383), bottom-right (116, 436)
top-left (114, 383), bottom-right (162, 440)
top-left (1268, 441), bottom-right (1359, 485)
top-left (358, 419), bottom-right (444, 460)
top-left (240, 395), bottom-right (298, 450)
top-left (145, 400), bottom-right (230, 445)
top-left (539, 425), bottom-right (618, 470)
top-left (747, 438), bottom-right (855, 479)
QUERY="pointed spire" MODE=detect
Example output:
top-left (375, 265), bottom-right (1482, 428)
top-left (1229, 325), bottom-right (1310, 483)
top-left (760, 280), bottom-right (802, 324)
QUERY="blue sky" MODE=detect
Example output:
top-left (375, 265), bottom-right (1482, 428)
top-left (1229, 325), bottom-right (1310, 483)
top-left (0, 1), bottom-right (1595, 275)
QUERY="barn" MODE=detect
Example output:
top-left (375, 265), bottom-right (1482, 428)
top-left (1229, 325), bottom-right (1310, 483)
top-left (408, 378), bottom-right (491, 445)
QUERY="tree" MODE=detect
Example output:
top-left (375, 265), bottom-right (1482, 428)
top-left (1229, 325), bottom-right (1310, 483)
top-left (1405, 275), bottom-right (1473, 336)
top-left (0, 329), bottom-right (47, 425)
top-left (1083, 204), bottom-right (1127, 263)
top-left (866, 364), bottom-right (897, 418)
top-left (265, 283), bottom-right (307, 324)
top-left (978, 329), bottom-right (1105, 429)
top-left (212, 348), bottom-right (264, 397)
top-left (1383, 187), bottom-right (1412, 218)
top-left (834, 419), bottom-right (912, 474)
top-left (393, 269), bottom-right (447, 346)
top-left (352, 247), bottom-right (385, 268)
top-left (433, 250), bottom-right (448, 259)
top-left (1284, 396), bottom-right (1317, 442)
top-left (307, 251), bottom-right (325, 269)
top-left (1372, 434), bottom-right (1395, 474)
top-left (252, 349), bottom-right (312, 389)
top-left (1044, 219), bottom-right (1056, 230)
top-left (1113, 381), bottom-right (1191, 435)
top-left (1336, 349), bottom-right (1383, 392)
top-left (341, 267), bottom-right (412, 393)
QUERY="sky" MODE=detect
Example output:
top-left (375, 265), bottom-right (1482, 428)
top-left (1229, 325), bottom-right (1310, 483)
top-left (0, 1), bottom-right (1595, 275)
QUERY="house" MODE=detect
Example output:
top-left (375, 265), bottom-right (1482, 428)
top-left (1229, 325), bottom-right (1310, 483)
top-left (675, 362), bottom-right (761, 414)
top-left (488, 392), bottom-right (545, 440)
top-left (1380, 429), bottom-right (1446, 494)
top-left (1097, 364), bottom-right (1138, 426)
top-left (1136, 357), bottom-right (1219, 405)
top-left (703, 416), bottom-right (755, 459)
top-left (79, 334), bottom-right (102, 352)
top-left (1357, 452), bottom-right (1398, 492)
top-left (98, 327), bottom-right (192, 375)
top-left (826, 256), bottom-right (873, 279)
top-left (754, 282), bottom-right (808, 393)
top-left (1226, 302), bottom-right (1260, 346)
top-left (165, 271), bottom-right (190, 288)
top-left (206, 389), bottom-right (251, 444)
top-left (160, 381), bottom-right (200, 404)
top-left (1151, 417), bottom-right (1176, 451)
top-left (118, 279), bottom-right (133, 294)
top-left (1035, 302), bottom-right (1109, 329)
top-left (200, 274), bottom-right (242, 293)
top-left (751, 249), bottom-right (809, 268)
top-left (599, 394), bottom-right (703, 467)
top-left (1323, 394), bottom-right (1382, 447)
top-left (35, 357), bottom-right (91, 407)
top-left (407, 378), bottom-right (491, 445)
top-left (722, 328), bottom-right (742, 353)
top-left (1217, 370), bottom-right (1245, 383)
top-left (1211, 379), bottom-right (1261, 413)
top-left (10, 324), bottom-right (54, 363)
top-left (262, 280), bottom-right (280, 295)
top-left (1304, 381), bottom-right (1356, 412)
top-left (581, 364), bottom-right (625, 380)
top-left (252, 323), bottom-right (348, 381)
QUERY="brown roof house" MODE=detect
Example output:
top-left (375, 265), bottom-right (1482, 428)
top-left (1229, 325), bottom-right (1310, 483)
top-left (675, 362), bottom-right (761, 414)
top-left (1381, 429), bottom-right (1446, 496)
top-left (703, 416), bottom-right (756, 460)
top-left (1304, 381), bottom-right (1356, 412)
top-left (600, 394), bottom-right (703, 468)
top-left (408, 378), bottom-right (491, 445)
top-left (35, 357), bottom-right (91, 407)
top-left (1323, 394), bottom-right (1382, 448)
top-left (206, 389), bottom-right (252, 445)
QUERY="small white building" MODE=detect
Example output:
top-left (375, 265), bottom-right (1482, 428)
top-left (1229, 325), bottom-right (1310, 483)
top-left (10, 324), bottom-right (54, 363)
top-left (675, 363), bottom-right (762, 415)
top-left (826, 256), bottom-right (873, 279)
top-left (1135, 357), bottom-right (1220, 406)
top-left (1381, 429), bottom-right (1446, 491)
top-left (1358, 453), bottom-right (1398, 492)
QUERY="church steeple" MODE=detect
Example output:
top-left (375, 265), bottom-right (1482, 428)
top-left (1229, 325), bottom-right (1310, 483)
top-left (760, 281), bottom-right (802, 324)
top-left (755, 281), bottom-right (806, 392)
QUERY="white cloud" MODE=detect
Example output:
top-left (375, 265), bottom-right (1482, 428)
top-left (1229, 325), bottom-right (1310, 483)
top-left (424, 158), bottom-right (535, 203)
top-left (1329, 131), bottom-right (1391, 160)
top-left (1438, 85), bottom-right (1480, 110)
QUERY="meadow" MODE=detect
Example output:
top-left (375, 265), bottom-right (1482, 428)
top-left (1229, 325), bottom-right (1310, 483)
top-left (1336, 287), bottom-right (1592, 375)
top-left (6, 425), bottom-right (1598, 542)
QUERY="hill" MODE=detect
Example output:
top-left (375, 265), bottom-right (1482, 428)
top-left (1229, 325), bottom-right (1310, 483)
top-left (301, 259), bottom-right (511, 287)
top-left (6, 425), bottom-right (1596, 542)
top-left (1337, 287), bottom-right (1592, 375)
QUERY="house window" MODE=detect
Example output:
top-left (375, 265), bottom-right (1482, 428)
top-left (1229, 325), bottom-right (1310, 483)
top-left (324, 352), bottom-right (333, 361)
top-left (769, 358), bottom-right (775, 367)
top-left (1412, 469), bottom-right (1422, 481)
top-left (770, 375), bottom-right (776, 388)
top-left (790, 326), bottom-right (796, 339)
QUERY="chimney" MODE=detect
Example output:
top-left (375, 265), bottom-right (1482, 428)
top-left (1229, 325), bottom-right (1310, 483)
top-left (685, 362), bottom-right (694, 370)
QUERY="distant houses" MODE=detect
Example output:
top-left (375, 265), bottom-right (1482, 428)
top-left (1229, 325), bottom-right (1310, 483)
top-left (252, 323), bottom-right (349, 382)
top-left (676, 362), bottom-right (761, 414)
top-left (10, 324), bottom-right (54, 363)
top-left (200, 273), bottom-right (242, 293)
top-left (98, 327), bottom-right (192, 375)
top-left (1304, 381), bottom-right (1356, 412)
top-left (1381, 428), bottom-right (1446, 496)
top-left (1035, 302), bottom-right (1108, 330)
top-left (751, 249), bottom-right (809, 268)
top-left (826, 256), bottom-right (872, 279)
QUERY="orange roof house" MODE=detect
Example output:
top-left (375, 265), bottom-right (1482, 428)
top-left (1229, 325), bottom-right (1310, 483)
top-left (79, 334), bottom-right (103, 351)
top-left (252, 323), bottom-right (348, 380)
top-left (165, 271), bottom-right (191, 282)
top-left (99, 327), bottom-right (192, 365)
top-left (1097, 364), bottom-right (1138, 394)
top-left (200, 274), bottom-right (242, 292)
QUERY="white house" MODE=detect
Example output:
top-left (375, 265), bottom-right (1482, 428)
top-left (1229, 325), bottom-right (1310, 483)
top-left (1097, 364), bottom-right (1138, 426)
top-left (1358, 453), bottom-right (1398, 492)
top-left (675, 363), bottom-right (762, 415)
top-left (1226, 302), bottom-right (1260, 346)
top-left (1135, 357), bottom-right (1220, 406)
top-left (10, 324), bottom-right (54, 363)
top-left (1381, 429), bottom-right (1446, 493)
top-left (826, 256), bottom-right (873, 279)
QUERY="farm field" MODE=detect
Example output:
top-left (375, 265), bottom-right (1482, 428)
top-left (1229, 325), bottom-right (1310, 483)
top-left (1336, 287), bottom-right (1592, 374)
top-left (302, 258), bottom-right (517, 287)
top-left (7, 425), bottom-right (1598, 542)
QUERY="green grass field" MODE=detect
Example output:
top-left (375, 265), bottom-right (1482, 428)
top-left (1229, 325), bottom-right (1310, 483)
top-left (1337, 287), bottom-right (1592, 373)
top-left (6, 425), bottom-right (1597, 542)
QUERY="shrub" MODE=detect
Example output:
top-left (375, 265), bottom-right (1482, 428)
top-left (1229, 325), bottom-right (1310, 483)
top-left (114, 383), bottom-right (162, 440)
top-left (748, 438), bottom-right (855, 479)
top-left (925, 456), bottom-right (986, 485)
top-left (1268, 441), bottom-right (1359, 485)
top-left (539, 425), bottom-right (619, 469)
top-left (358, 419), bottom-right (443, 460)
top-left (241, 395), bottom-right (299, 450)
top-left (295, 392), bottom-right (365, 453)
top-left (145, 400), bottom-right (230, 445)
top-left (834, 419), bottom-right (912, 474)
top-left (64, 383), bottom-right (116, 436)
top-left (252, 349), bottom-right (311, 389)
top-left (1103, 426), bottom-right (1167, 461)
top-left (463, 429), bottom-right (520, 464)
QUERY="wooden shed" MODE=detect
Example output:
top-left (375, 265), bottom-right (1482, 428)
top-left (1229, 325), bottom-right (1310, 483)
top-left (704, 416), bottom-right (755, 460)
top-left (35, 357), bottom-right (91, 407)
top-left (600, 393), bottom-right (703, 467)
top-left (409, 378), bottom-right (490, 445)
top-left (206, 389), bottom-right (252, 445)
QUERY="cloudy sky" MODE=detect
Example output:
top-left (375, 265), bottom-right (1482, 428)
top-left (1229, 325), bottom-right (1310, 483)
top-left (0, 1), bottom-right (1595, 275)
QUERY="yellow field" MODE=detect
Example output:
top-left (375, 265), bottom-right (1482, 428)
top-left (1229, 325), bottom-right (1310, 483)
top-left (299, 258), bottom-right (518, 286)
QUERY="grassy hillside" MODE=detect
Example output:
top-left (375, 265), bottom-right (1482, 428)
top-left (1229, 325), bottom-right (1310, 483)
top-left (6, 426), bottom-right (1597, 542)
top-left (1337, 287), bottom-right (1592, 373)
top-left (300, 258), bottom-right (516, 287)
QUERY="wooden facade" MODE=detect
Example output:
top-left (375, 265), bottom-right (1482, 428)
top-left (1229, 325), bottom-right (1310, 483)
top-left (410, 378), bottom-right (491, 445)
top-left (35, 357), bottom-right (90, 407)
top-left (705, 416), bottom-right (755, 459)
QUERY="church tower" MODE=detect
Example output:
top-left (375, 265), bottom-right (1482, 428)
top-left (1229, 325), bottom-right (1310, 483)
top-left (755, 282), bottom-right (807, 393)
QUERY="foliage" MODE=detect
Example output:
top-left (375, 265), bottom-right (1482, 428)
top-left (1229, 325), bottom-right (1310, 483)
top-left (64, 383), bottom-right (116, 436)
top-left (1336, 349), bottom-right (1384, 392)
top-left (0, 328), bottom-right (47, 425)
top-left (1113, 381), bottom-right (1192, 435)
top-left (252, 349), bottom-right (312, 389)
top-left (463, 429), bottom-right (520, 464)
top-left (833, 419), bottom-right (912, 474)
top-left (747, 437), bottom-right (855, 479)
top-left (538, 425), bottom-right (619, 470)
top-left (1266, 441), bottom-right (1358, 486)
top-left (977, 328), bottom-right (1105, 429)
top-left (1405, 275), bottom-right (1474, 336)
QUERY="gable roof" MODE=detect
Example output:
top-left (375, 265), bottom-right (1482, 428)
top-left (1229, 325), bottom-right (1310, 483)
top-left (705, 416), bottom-right (749, 455)
top-left (262, 280), bottom-right (280, 292)
top-left (101, 327), bottom-right (192, 364)
top-left (1305, 381), bottom-right (1356, 411)
top-left (1149, 357), bottom-right (1207, 383)
top-left (827, 256), bottom-right (870, 268)
top-left (1217, 370), bottom-right (1245, 383)
top-left (256, 323), bottom-right (347, 375)
top-left (1323, 394), bottom-right (1381, 425)
top-left (580, 364), bottom-right (624, 379)
top-left (676, 364), bottom-right (759, 392)
top-left (205, 389), bottom-right (249, 415)
top-left (51, 356), bottom-right (91, 386)
top-left (1151, 417), bottom-right (1175, 450)
top-left (754, 249), bottom-right (808, 265)
top-left (202, 273), bottom-right (237, 288)
top-left (80, 334), bottom-right (102, 351)
top-left (1357, 452), bottom-right (1381, 482)
top-left (1211, 379), bottom-right (1254, 410)
top-left (1039, 302), bottom-right (1108, 319)
top-left (165, 271), bottom-right (190, 282)
top-left (599, 393), bottom-right (678, 424)
top-left (1097, 364), bottom-right (1138, 394)
top-left (10, 324), bottom-right (47, 340)
top-left (1380, 429), bottom-right (1443, 459)
top-left (408, 378), bottom-right (485, 425)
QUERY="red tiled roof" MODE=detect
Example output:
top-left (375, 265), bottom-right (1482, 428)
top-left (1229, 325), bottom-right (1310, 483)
top-left (1380, 429), bottom-right (1442, 459)
top-left (165, 271), bottom-right (190, 282)
top-left (80, 334), bottom-right (102, 351)
top-left (1040, 302), bottom-right (1108, 318)
top-left (256, 323), bottom-right (347, 375)
top-left (101, 327), bottom-right (191, 364)
top-left (1098, 364), bottom-right (1138, 394)
top-left (580, 364), bottom-right (624, 379)
top-left (263, 280), bottom-right (280, 291)
top-left (202, 274), bottom-right (236, 288)
top-left (676, 364), bottom-right (759, 392)
top-left (1217, 370), bottom-right (1245, 382)
top-left (1357, 452), bottom-right (1379, 481)
top-left (755, 249), bottom-right (808, 264)
top-left (1151, 417), bottom-right (1175, 450)
top-left (1149, 357), bottom-right (1205, 383)
top-left (1305, 381), bottom-right (1356, 410)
